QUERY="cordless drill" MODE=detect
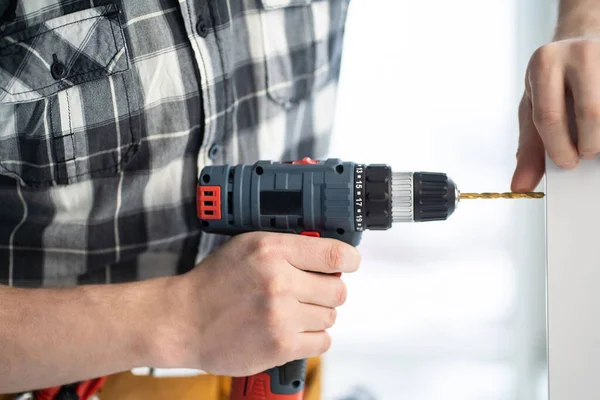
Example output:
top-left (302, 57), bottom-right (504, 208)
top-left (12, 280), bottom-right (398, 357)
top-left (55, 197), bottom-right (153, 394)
top-left (196, 157), bottom-right (460, 400)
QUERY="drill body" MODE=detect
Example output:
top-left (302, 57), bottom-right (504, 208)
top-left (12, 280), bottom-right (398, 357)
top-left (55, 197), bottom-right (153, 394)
top-left (198, 158), bottom-right (367, 246)
top-left (197, 157), bottom-right (459, 400)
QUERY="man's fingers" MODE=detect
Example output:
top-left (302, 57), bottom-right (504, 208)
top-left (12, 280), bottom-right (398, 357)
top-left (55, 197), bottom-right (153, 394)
top-left (511, 96), bottom-right (546, 192)
top-left (280, 235), bottom-right (361, 274)
top-left (292, 331), bottom-right (332, 361)
top-left (293, 271), bottom-right (347, 308)
top-left (528, 48), bottom-right (579, 168)
top-left (567, 55), bottom-right (600, 159)
top-left (296, 304), bottom-right (337, 332)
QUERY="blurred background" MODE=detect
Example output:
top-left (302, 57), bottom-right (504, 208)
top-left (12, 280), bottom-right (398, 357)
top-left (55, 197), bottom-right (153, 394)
top-left (323, 1), bottom-right (554, 399)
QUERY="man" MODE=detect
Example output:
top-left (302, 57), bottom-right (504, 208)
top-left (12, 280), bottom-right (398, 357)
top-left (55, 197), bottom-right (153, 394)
top-left (0, 0), bottom-right (596, 399)
top-left (0, 0), bottom-right (356, 398)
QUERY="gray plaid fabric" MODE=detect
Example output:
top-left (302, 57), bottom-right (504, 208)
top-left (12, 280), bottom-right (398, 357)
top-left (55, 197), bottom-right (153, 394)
top-left (0, 0), bottom-right (350, 287)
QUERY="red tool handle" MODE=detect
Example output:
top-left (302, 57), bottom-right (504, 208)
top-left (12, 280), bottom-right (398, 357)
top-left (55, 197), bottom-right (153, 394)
top-left (230, 359), bottom-right (307, 400)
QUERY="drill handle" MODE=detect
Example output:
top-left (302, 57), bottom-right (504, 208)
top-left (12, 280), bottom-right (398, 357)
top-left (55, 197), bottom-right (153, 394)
top-left (230, 359), bottom-right (307, 400)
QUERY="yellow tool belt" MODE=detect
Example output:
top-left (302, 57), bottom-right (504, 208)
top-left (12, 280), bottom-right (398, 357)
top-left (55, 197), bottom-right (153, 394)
top-left (0, 357), bottom-right (321, 400)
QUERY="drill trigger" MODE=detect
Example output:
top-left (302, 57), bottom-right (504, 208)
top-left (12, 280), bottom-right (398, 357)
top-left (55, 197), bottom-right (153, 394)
top-left (299, 231), bottom-right (320, 238)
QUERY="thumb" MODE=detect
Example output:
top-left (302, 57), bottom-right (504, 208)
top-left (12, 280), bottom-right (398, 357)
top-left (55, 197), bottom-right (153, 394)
top-left (511, 95), bottom-right (546, 193)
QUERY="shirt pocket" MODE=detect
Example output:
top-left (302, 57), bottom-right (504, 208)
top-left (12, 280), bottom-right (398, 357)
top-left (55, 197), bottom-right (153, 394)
top-left (0, 3), bottom-right (141, 188)
top-left (259, 0), bottom-right (351, 109)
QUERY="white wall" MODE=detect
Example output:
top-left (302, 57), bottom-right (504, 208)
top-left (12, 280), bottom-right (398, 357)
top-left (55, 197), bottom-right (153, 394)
top-left (323, 1), bottom-right (554, 399)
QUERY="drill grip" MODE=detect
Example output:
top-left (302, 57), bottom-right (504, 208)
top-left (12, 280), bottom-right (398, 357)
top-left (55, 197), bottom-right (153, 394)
top-left (230, 359), bottom-right (306, 400)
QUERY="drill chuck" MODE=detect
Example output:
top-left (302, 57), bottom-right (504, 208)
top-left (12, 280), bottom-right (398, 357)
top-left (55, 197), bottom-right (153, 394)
top-left (353, 165), bottom-right (458, 231)
top-left (411, 172), bottom-right (459, 222)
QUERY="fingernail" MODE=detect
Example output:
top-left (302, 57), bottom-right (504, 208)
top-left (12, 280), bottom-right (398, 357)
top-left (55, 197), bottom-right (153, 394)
top-left (560, 161), bottom-right (578, 169)
top-left (580, 152), bottom-right (597, 160)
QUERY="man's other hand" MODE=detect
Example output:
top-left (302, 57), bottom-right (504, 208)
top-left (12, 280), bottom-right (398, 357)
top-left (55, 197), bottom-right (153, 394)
top-left (158, 232), bottom-right (361, 377)
top-left (512, 37), bottom-right (600, 192)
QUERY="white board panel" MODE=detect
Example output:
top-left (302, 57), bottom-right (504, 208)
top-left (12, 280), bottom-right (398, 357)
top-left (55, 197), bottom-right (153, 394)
top-left (547, 157), bottom-right (600, 399)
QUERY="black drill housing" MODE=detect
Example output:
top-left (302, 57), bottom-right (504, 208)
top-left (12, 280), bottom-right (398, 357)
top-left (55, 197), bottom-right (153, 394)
top-left (198, 158), bottom-right (364, 246)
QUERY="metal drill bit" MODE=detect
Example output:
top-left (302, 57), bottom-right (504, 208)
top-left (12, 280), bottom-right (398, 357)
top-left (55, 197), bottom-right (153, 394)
top-left (459, 192), bottom-right (545, 200)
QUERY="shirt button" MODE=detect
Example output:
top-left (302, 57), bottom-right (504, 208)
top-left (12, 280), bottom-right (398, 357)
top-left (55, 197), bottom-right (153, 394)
top-left (51, 54), bottom-right (67, 80)
top-left (196, 18), bottom-right (209, 37)
top-left (208, 144), bottom-right (221, 159)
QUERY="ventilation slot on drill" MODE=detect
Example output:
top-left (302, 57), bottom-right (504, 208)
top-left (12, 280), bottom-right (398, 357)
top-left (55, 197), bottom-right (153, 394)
top-left (198, 186), bottom-right (222, 220)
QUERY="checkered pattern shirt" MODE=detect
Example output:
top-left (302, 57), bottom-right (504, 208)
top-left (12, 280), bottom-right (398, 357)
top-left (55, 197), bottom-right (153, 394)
top-left (0, 0), bottom-right (350, 287)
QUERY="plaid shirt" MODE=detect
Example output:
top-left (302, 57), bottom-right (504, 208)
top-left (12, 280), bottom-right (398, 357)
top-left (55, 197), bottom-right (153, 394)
top-left (0, 0), bottom-right (350, 287)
